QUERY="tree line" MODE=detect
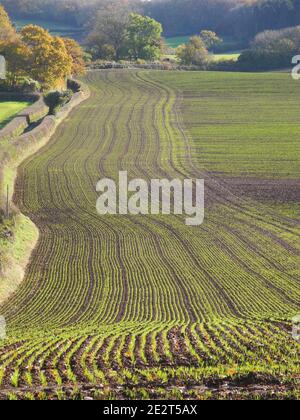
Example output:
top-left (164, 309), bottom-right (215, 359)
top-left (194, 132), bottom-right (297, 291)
top-left (0, 2), bottom-right (163, 90)
top-left (174, 25), bottom-right (300, 71)
top-left (238, 25), bottom-right (300, 70)
top-left (2, 0), bottom-right (300, 42)
top-left (1, 1), bottom-right (299, 74)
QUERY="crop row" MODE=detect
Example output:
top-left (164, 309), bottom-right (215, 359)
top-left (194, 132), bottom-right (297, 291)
top-left (0, 320), bottom-right (298, 393)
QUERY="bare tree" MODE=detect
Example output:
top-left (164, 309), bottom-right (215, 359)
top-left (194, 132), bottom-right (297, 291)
top-left (87, 0), bottom-right (137, 60)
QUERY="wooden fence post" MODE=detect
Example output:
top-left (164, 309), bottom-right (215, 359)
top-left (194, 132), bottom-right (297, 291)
top-left (6, 185), bottom-right (9, 219)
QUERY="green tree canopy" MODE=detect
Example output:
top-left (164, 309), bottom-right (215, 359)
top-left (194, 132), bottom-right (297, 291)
top-left (0, 5), bottom-right (16, 42)
top-left (125, 13), bottom-right (163, 61)
top-left (238, 24), bottom-right (300, 71)
top-left (0, 18), bottom-right (82, 90)
top-left (176, 36), bottom-right (208, 66)
top-left (87, 10), bottom-right (163, 62)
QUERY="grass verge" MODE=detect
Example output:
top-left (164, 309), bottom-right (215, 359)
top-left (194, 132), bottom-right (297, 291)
top-left (0, 101), bottom-right (30, 129)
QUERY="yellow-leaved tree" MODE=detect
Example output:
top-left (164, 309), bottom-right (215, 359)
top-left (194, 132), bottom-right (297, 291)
top-left (0, 5), bottom-right (16, 43)
top-left (0, 5), bottom-right (85, 90)
top-left (63, 38), bottom-right (86, 77)
top-left (0, 40), bottom-right (30, 87)
top-left (0, 6), bottom-right (27, 87)
top-left (21, 25), bottom-right (73, 90)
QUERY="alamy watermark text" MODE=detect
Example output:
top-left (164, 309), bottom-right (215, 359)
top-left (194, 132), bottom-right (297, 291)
top-left (96, 171), bottom-right (205, 226)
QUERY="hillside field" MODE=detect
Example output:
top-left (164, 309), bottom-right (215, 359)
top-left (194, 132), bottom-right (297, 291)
top-left (0, 70), bottom-right (299, 400)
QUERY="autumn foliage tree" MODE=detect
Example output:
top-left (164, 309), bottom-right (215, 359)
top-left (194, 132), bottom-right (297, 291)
top-left (0, 6), bottom-right (85, 90)
top-left (0, 6), bottom-right (26, 87)
top-left (0, 5), bottom-right (16, 42)
top-left (177, 36), bottom-right (209, 66)
top-left (20, 26), bottom-right (72, 89)
top-left (0, 40), bottom-right (29, 86)
top-left (199, 30), bottom-right (222, 51)
top-left (63, 38), bottom-right (86, 76)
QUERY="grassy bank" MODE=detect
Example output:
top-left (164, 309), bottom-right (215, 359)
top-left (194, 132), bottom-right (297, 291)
top-left (0, 101), bottom-right (30, 129)
top-left (0, 82), bottom-right (89, 309)
top-left (0, 214), bottom-right (39, 306)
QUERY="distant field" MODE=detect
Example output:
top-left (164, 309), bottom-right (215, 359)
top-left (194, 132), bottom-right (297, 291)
top-left (13, 19), bottom-right (85, 40)
top-left (163, 52), bottom-right (240, 62)
top-left (0, 101), bottom-right (30, 129)
top-left (213, 52), bottom-right (241, 61)
top-left (165, 35), bottom-right (190, 49)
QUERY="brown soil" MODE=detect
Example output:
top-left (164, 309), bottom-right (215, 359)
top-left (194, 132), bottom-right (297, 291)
top-left (224, 178), bottom-right (300, 204)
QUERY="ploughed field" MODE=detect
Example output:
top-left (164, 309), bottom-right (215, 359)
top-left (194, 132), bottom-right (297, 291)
top-left (0, 70), bottom-right (299, 400)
